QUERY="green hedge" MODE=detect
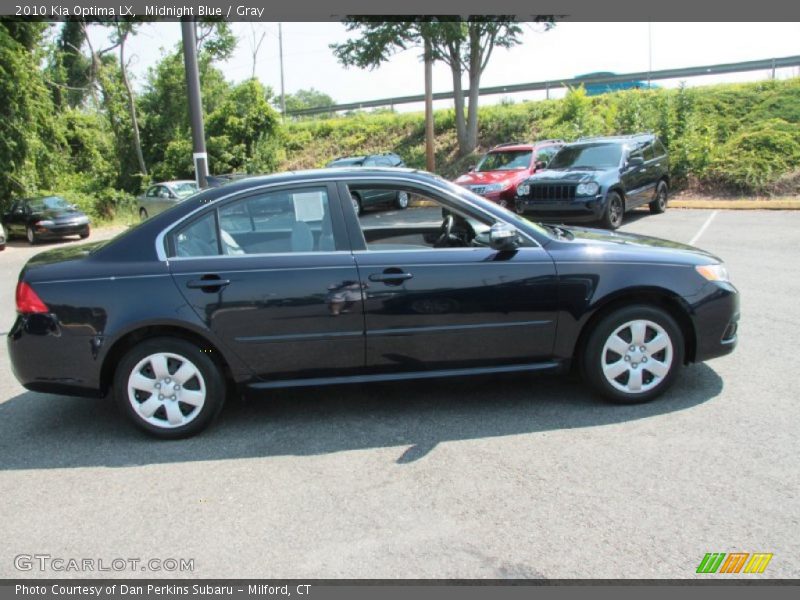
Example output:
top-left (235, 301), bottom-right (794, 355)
top-left (281, 77), bottom-right (800, 195)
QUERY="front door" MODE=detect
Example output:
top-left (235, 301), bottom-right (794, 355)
top-left (340, 180), bottom-right (559, 374)
top-left (167, 183), bottom-right (365, 381)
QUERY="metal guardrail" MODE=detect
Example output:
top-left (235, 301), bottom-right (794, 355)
top-left (286, 55), bottom-right (800, 117)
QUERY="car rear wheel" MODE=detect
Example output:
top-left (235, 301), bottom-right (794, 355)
top-left (113, 337), bottom-right (225, 439)
top-left (600, 192), bottom-right (624, 230)
top-left (582, 305), bottom-right (684, 404)
top-left (26, 226), bottom-right (38, 245)
top-left (395, 191), bottom-right (409, 209)
top-left (649, 181), bottom-right (668, 214)
top-left (139, 208), bottom-right (148, 220)
top-left (351, 193), bottom-right (362, 216)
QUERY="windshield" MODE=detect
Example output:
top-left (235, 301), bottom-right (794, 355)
top-left (328, 158), bottom-right (364, 167)
top-left (548, 143), bottom-right (623, 169)
top-left (476, 150), bottom-right (532, 172)
top-left (172, 182), bottom-right (199, 198)
top-left (30, 196), bottom-right (71, 211)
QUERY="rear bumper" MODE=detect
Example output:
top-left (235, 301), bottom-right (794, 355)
top-left (516, 195), bottom-right (605, 222)
top-left (691, 282), bottom-right (740, 363)
top-left (7, 314), bottom-right (103, 397)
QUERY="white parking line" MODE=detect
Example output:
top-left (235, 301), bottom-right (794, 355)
top-left (689, 210), bottom-right (718, 246)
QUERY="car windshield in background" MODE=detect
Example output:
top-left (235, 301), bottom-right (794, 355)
top-left (172, 183), bottom-right (199, 198)
top-left (548, 143), bottom-right (623, 170)
top-left (30, 196), bottom-right (71, 211)
top-left (476, 150), bottom-right (532, 171)
top-left (328, 158), bottom-right (364, 167)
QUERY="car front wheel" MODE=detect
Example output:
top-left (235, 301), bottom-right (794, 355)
top-left (582, 305), bottom-right (684, 404)
top-left (351, 193), bottom-right (362, 216)
top-left (600, 192), bottom-right (624, 229)
top-left (396, 191), bottom-right (409, 209)
top-left (139, 208), bottom-right (148, 220)
top-left (113, 337), bottom-right (225, 438)
top-left (26, 226), bottom-right (38, 245)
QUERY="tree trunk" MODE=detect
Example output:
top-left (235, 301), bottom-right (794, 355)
top-left (464, 25), bottom-right (482, 155)
top-left (450, 62), bottom-right (467, 156)
top-left (119, 37), bottom-right (147, 176)
top-left (424, 36), bottom-right (435, 172)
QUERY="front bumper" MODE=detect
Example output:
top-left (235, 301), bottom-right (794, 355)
top-left (516, 194), bottom-right (605, 222)
top-left (691, 281), bottom-right (740, 363)
top-left (36, 223), bottom-right (90, 238)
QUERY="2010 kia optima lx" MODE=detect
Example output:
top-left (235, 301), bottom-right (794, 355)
top-left (8, 168), bottom-right (739, 438)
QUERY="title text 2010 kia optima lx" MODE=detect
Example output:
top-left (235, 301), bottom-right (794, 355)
top-left (8, 169), bottom-right (739, 438)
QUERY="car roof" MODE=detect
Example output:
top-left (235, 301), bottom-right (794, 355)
top-left (574, 133), bottom-right (655, 144)
top-left (489, 140), bottom-right (564, 152)
top-left (153, 180), bottom-right (197, 186)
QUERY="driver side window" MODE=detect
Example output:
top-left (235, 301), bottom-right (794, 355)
top-left (346, 184), bottom-right (493, 251)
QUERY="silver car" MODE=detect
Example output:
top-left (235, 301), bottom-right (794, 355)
top-left (0, 222), bottom-right (6, 250)
top-left (137, 180), bottom-right (199, 220)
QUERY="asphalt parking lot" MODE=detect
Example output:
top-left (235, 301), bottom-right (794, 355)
top-left (0, 208), bottom-right (798, 579)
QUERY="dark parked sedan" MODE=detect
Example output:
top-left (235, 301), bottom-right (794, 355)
top-left (2, 196), bottom-right (91, 244)
top-left (8, 169), bottom-right (739, 438)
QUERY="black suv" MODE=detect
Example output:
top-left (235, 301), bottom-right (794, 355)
top-left (326, 153), bottom-right (408, 215)
top-left (514, 134), bottom-right (669, 229)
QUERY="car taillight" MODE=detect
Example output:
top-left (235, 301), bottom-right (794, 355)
top-left (16, 281), bottom-right (49, 314)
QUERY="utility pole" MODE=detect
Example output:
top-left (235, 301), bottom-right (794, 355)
top-left (181, 19), bottom-right (208, 188)
top-left (424, 35), bottom-right (435, 172)
top-left (278, 22), bottom-right (286, 119)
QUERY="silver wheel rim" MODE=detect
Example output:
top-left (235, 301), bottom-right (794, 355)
top-left (351, 195), bottom-right (361, 215)
top-left (601, 319), bottom-right (673, 394)
top-left (140, 209), bottom-right (147, 220)
top-left (610, 197), bottom-right (622, 225)
top-left (27, 228), bottom-right (33, 243)
top-left (397, 191), bottom-right (409, 208)
top-left (658, 186), bottom-right (667, 209)
top-left (127, 352), bottom-right (206, 429)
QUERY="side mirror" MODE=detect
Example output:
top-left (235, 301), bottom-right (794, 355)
top-left (627, 156), bottom-right (644, 168)
top-left (534, 160), bottom-right (547, 170)
top-left (489, 222), bottom-right (519, 251)
top-left (467, 165), bottom-right (475, 172)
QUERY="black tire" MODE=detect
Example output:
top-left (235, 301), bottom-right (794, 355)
top-left (113, 337), bottom-right (226, 439)
top-left (582, 304), bottom-right (684, 404)
top-left (350, 193), bottom-right (362, 217)
top-left (600, 192), bottom-right (624, 230)
top-left (139, 208), bottom-right (148, 220)
top-left (79, 228), bottom-right (90, 239)
top-left (649, 180), bottom-right (668, 214)
top-left (395, 190), bottom-right (409, 210)
top-left (26, 226), bottom-right (38, 245)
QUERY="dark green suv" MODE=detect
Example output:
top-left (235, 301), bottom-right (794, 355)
top-left (515, 134), bottom-right (669, 229)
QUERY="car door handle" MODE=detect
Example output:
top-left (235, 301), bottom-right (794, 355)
top-left (368, 270), bottom-right (413, 285)
top-left (187, 275), bottom-right (231, 291)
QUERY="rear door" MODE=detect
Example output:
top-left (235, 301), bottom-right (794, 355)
top-left (621, 147), bottom-right (648, 206)
top-left (167, 182), bottom-right (366, 382)
top-left (339, 178), bottom-right (559, 374)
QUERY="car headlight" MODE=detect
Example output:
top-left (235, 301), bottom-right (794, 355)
top-left (576, 182), bottom-right (600, 196)
top-left (695, 263), bottom-right (730, 282)
top-left (483, 183), bottom-right (506, 193)
top-left (35, 220), bottom-right (55, 227)
top-left (516, 183), bottom-right (530, 196)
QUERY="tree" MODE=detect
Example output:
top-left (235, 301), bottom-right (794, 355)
top-left (332, 18), bottom-right (552, 156)
top-left (283, 88), bottom-right (335, 118)
top-left (0, 22), bottom-right (64, 203)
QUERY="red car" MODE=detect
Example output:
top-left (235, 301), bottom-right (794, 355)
top-left (454, 140), bottom-right (564, 209)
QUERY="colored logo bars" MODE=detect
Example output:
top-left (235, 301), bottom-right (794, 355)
top-left (696, 553), bottom-right (773, 574)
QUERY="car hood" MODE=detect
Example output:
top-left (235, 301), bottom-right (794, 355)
top-left (552, 225), bottom-right (722, 265)
top-left (455, 170), bottom-right (528, 187)
top-left (528, 169), bottom-right (608, 183)
top-left (33, 208), bottom-right (89, 222)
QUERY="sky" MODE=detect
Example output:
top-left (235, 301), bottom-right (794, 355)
top-left (86, 22), bottom-right (800, 113)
